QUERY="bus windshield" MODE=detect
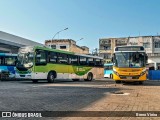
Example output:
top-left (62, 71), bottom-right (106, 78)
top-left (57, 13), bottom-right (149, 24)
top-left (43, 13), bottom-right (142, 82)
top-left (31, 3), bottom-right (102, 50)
top-left (104, 63), bottom-right (113, 78)
top-left (104, 64), bottom-right (113, 70)
top-left (114, 52), bottom-right (145, 68)
top-left (17, 47), bottom-right (34, 68)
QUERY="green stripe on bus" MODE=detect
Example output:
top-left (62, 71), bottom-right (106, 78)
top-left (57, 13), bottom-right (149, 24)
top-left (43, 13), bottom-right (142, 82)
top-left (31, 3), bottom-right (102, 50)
top-left (34, 64), bottom-right (92, 76)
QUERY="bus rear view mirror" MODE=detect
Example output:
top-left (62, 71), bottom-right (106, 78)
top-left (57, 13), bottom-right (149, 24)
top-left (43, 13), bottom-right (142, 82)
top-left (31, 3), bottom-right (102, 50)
top-left (111, 54), bottom-right (115, 62)
top-left (111, 57), bottom-right (113, 62)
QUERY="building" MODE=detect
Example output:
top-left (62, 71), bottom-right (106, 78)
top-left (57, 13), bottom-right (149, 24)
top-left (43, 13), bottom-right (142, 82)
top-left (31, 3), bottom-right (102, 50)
top-left (99, 35), bottom-right (160, 69)
top-left (99, 37), bottom-right (128, 63)
top-left (45, 39), bottom-right (89, 54)
top-left (0, 31), bottom-right (43, 53)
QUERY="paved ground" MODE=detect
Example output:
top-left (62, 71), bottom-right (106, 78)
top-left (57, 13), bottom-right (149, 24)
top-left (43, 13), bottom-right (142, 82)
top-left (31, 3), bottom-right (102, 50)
top-left (0, 79), bottom-right (160, 120)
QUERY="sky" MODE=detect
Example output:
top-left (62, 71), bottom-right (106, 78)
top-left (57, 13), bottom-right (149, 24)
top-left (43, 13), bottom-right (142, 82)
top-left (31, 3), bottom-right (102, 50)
top-left (0, 0), bottom-right (160, 52)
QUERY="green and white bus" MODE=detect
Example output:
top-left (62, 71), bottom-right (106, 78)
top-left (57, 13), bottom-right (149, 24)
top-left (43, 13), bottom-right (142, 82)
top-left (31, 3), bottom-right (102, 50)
top-left (16, 46), bottom-right (104, 83)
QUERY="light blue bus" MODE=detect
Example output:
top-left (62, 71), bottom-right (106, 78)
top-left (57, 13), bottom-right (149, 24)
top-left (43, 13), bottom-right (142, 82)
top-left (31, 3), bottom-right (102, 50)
top-left (0, 53), bottom-right (17, 79)
top-left (104, 63), bottom-right (113, 78)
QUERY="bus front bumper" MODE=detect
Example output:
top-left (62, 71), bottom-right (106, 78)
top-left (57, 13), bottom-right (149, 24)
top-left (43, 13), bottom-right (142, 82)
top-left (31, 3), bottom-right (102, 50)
top-left (113, 74), bottom-right (146, 81)
top-left (15, 73), bottom-right (32, 79)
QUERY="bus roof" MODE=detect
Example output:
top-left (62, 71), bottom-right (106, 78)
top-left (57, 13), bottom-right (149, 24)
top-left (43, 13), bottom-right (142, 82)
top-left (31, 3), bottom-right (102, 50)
top-left (21, 46), bottom-right (103, 59)
top-left (104, 63), bottom-right (113, 66)
top-left (0, 53), bottom-right (17, 56)
top-left (19, 46), bottom-right (75, 55)
top-left (114, 45), bottom-right (145, 52)
top-left (75, 53), bottom-right (103, 59)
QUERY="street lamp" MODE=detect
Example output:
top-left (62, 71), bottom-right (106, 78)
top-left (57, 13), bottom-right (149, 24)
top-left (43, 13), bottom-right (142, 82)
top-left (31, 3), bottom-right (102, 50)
top-left (76, 38), bottom-right (84, 42)
top-left (50, 27), bottom-right (68, 49)
top-left (52, 27), bottom-right (68, 40)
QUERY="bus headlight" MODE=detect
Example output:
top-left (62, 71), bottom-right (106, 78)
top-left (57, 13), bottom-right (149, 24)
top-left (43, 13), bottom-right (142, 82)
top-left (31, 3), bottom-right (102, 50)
top-left (113, 68), bottom-right (119, 76)
top-left (140, 69), bottom-right (146, 76)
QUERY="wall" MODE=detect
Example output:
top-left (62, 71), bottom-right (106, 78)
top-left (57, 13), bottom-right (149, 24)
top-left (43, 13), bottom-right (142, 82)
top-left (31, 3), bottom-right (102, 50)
top-left (45, 39), bottom-right (89, 54)
top-left (99, 38), bottom-right (128, 63)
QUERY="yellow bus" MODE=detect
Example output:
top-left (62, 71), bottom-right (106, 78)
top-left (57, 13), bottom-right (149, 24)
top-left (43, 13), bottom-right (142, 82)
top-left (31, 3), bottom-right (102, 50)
top-left (112, 46), bottom-right (148, 84)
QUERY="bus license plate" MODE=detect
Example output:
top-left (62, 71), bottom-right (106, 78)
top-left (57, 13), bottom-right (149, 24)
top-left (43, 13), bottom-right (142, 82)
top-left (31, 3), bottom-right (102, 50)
top-left (20, 75), bottom-right (25, 77)
top-left (126, 77), bottom-right (132, 79)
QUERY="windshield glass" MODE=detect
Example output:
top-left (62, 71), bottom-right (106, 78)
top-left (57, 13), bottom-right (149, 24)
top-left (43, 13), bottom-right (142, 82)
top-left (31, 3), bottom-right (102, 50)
top-left (5, 56), bottom-right (17, 66)
top-left (17, 47), bottom-right (34, 67)
top-left (104, 64), bottom-right (113, 70)
top-left (104, 65), bottom-right (112, 70)
top-left (18, 52), bottom-right (34, 65)
top-left (114, 52), bottom-right (145, 68)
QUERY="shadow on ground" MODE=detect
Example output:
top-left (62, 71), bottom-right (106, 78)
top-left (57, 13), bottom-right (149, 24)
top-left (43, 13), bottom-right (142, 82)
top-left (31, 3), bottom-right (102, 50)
top-left (0, 79), bottom-right (120, 112)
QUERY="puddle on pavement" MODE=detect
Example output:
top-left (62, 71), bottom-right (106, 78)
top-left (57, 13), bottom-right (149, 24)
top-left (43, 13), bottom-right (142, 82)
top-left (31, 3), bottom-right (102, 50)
top-left (111, 91), bottom-right (130, 95)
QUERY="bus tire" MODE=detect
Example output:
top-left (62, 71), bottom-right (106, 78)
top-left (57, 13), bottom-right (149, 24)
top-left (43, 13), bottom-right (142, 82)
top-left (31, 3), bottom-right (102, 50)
top-left (139, 81), bottom-right (143, 85)
top-left (47, 72), bottom-right (56, 83)
top-left (84, 72), bottom-right (93, 81)
top-left (32, 80), bottom-right (38, 83)
top-left (115, 80), bottom-right (121, 84)
top-left (72, 79), bottom-right (79, 81)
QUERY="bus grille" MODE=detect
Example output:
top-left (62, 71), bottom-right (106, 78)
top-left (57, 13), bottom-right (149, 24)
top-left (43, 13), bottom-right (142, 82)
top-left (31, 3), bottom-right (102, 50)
top-left (20, 75), bottom-right (25, 77)
top-left (120, 70), bottom-right (140, 72)
top-left (119, 76), bottom-right (139, 79)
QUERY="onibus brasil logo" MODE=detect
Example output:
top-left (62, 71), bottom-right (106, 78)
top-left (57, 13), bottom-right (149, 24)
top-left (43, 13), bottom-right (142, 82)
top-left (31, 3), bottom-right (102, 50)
top-left (1, 112), bottom-right (42, 118)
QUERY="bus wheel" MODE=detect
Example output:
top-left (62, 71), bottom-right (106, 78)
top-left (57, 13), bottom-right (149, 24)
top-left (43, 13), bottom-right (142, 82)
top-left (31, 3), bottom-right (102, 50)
top-left (85, 72), bottom-right (93, 81)
top-left (47, 72), bottom-right (55, 83)
top-left (139, 81), bottom-right (143, 85)
top-left (110, 74), bottom-right (113, 79)
top-left (72, 79), bottom-right (79, 81)
top-left (32, 80), bottom-right (38, 83)
top-left (115, 80), bottom-right (121, 84)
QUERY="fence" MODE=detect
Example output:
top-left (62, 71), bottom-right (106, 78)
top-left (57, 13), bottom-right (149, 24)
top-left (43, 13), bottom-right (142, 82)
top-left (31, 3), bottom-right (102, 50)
top-left (148, 70), bottom-right (160, 80)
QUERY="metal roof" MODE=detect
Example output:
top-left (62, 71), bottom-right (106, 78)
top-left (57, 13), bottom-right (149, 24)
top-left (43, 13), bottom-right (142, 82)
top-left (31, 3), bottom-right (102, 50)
top-left (0, 31), bottom-right (43, 47)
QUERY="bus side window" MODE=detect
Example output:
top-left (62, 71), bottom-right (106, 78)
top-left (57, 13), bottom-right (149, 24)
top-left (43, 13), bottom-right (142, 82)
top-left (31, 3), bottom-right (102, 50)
top-left (88, 58), bottom-right (95, 66)
top-left (68, 55), bottom-right (71, 64)
top-left (57, 53), bottom-right (68, 64)
top-left (35, 50), bottom-right (47, 65)
top-left (49, 52), bottom-right (57, 63)
top-left (79, 56), bottom-right (87, 65)
top-left (95, 59), bottom-right (101, 67)
top-left (0, 57), bottom-right (3, 65)
top-left (70, 55), bottom-right (78, 65)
